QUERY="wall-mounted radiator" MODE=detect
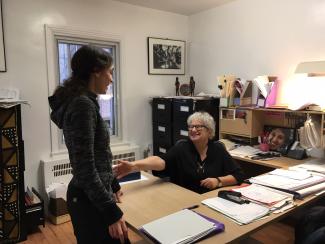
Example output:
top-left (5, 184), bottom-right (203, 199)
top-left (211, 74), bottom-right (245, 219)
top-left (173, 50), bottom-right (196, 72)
top-left (41, 143), bottom-right (140, 189)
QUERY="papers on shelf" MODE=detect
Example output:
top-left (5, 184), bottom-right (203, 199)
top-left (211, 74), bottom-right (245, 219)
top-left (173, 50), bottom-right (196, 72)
top-left (232, 184), bottom-right (293, 206)
top-left (249, 169), bottom-right (325, 193)
top-left (289, 158), bottom-right (325, 174)
top-left (229, 146), bottom-right (261, 157)
top-left (202, 197), bottom-right (270, 225)
top-left (253, 75), bottom-right (272, 98)
top-left (0, 88), bottom-right (29, 108)
top-left (269, 169), bottom-right (312, 180)
top-left (0, 99), bottom-right (29, 108)
top-left (141, 209), bottom-right (223, 244)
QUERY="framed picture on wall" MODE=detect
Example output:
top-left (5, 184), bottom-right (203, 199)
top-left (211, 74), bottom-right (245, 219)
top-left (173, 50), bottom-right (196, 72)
top-left (148, 37), bottom-right (185, 75)
top-left (0, 0), bottom-right (6, 72)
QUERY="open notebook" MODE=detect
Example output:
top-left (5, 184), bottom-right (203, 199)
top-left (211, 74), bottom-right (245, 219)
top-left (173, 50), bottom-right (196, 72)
top-left (140, 209), bottom-right (224, 244)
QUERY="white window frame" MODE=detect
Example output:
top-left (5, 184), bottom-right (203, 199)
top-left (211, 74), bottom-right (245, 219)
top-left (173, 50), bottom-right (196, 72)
top-left (45, 25), bottom-right (122, 155)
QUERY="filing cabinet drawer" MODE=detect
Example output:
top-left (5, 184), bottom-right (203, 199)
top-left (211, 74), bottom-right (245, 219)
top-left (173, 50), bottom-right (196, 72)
top-left (153, 123), bottom-right (173, 146)
top-left (152, 143), bottom-right (171, 178)
top-left (152, 98), bottom-right (173, 124)
top-left (173, 125), bottom-right (189, 144)
top-left (153, 143), bottom-right (171, 156)
top-left (173, 99), bottom-right (194, 121)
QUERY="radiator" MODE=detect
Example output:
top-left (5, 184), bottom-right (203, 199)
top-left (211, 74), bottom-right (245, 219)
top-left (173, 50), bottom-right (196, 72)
top-left (41, 143), bottom-right (140, 188)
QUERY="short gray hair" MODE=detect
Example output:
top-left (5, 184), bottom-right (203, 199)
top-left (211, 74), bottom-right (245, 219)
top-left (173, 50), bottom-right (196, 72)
top-left (187, 112), bottom-right (216, 139)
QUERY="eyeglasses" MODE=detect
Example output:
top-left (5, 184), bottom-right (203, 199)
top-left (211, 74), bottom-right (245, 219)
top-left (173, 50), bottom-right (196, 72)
top-left (188, 125), bottom-right (207, 131)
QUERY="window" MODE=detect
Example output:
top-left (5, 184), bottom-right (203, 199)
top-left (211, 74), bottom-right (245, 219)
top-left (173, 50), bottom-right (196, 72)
top-left (57, 40), bottom-right (119, 136)
top-left (46, 26), bottom-right (122, 154)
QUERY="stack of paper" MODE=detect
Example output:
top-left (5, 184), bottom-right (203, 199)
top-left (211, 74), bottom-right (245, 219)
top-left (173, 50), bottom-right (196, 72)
top-left (229, 146), bottom-right (261, 157)
top-left (249, 169), bottom-right (325, 195)
top-left (289, 158), bottom-right (325, 174)
top-left (202, 197), bottom-right (270, 225)
top-left (232, 184), bottom-right (293, 206)
top-left (141, 209), bottom-right (223, 244)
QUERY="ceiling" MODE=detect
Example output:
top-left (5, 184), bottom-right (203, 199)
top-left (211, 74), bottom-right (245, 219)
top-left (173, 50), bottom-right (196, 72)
top-left (112, 0), bottom-right (235, 15)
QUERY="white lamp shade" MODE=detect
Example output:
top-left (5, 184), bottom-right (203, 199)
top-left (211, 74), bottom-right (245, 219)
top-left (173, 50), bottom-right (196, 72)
top-left (295, 61), bottom-right (325, 76)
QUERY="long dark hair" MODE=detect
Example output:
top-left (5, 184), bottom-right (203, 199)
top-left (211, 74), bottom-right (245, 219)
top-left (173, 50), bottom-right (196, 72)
top-left (53, 45), bottom-right (113, 97)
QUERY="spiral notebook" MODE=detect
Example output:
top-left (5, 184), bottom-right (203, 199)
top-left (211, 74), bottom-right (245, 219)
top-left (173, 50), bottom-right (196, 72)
top-left (140, 209), bottom-right (224, 244)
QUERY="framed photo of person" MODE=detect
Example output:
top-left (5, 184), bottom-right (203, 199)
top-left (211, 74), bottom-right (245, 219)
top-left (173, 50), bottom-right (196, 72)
top-left (263, 125), bottom-right (295, 155)
top-left (148, 37), bottom-right (185, 75)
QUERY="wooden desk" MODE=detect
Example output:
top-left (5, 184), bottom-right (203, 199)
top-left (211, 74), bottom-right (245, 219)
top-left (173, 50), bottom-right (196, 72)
top-left (118, 172), bottom-right (324, 243)
top-left (232, 155), bottom-right (305, 169)
top-left (118, 173), bottom-right (203, 229)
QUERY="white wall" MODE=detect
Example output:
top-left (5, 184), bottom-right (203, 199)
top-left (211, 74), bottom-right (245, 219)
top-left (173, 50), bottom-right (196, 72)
top-left (189, 0), bottom-right (325, 105)
top-left (3, 0), bottom-right (325, 190)
top-left (0, 0), bottom-right (188, 189)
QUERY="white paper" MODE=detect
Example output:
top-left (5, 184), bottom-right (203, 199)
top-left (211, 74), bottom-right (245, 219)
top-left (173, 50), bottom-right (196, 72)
top-left (250, 170), bottom-right (325, 191)
top-left (253, 76), bottom-right (271, 98)
top-left (233, 184), bottom-right (292, 205)
top-left (230, 146), bottom-right (261, 157)
top-left (269, 169), bottom-right (312, 180)
top-left (289, 158), bottom-right (325, 174)
top-left (202, 197), bottom-right (269, 225)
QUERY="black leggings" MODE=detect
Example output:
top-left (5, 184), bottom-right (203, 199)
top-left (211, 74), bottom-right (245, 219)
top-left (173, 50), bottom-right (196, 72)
top-left (67, 183), bottom-right (129, 244)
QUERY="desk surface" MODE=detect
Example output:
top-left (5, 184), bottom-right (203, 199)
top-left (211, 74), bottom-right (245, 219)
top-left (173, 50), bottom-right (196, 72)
top-left (119, 172), bottom-right (323, 243)
top-left (232, 154), bottom-right (308, 169)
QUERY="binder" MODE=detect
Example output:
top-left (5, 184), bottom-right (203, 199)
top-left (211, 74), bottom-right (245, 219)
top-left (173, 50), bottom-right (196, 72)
top-left (140, 209), bottom-right (224, 244)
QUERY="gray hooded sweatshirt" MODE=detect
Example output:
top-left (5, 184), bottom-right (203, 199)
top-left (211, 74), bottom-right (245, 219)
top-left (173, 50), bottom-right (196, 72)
top-left (48, 90), bottom-right (122, 225)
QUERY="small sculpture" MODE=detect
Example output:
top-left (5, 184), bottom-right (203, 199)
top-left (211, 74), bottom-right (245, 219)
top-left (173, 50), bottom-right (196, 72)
top-left (175, 77), bottom-right (180, 96)
top-left (189, 76), bottom-right (196, 96)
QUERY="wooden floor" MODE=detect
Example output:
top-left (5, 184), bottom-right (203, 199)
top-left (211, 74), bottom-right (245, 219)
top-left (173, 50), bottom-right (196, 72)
top-left (20, 220), bottom-right (295, 244)
top-left (19, 220), bottom-right (145, 244)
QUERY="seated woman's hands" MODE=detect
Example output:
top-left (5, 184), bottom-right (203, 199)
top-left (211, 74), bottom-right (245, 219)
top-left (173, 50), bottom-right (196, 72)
top-left (200, 178), bottom-right (219, 190)
top-left (113, 160), bottom-right (135, 179)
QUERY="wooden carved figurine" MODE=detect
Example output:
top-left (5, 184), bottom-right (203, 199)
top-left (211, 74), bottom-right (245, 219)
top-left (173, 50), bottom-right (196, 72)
top-left (189, 76), bottom-right (196, 96)
top-left (175, 77), bottom-right (180, 96)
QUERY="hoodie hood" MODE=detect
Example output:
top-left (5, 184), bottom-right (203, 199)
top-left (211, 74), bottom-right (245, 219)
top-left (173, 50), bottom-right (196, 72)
top-left (49, 90), bottom-right (98, 129)
top-left (48, 93), bottom-right (71, 129)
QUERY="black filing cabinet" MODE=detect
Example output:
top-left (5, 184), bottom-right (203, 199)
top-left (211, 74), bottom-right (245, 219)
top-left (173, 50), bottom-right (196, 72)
top-left (152, 98), bottom-right (173, 158)
top-left (152, 97), bottom-right (220, 177)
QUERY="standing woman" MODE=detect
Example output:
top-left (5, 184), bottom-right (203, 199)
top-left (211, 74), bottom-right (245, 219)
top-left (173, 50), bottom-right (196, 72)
top-left (49, 45), bottom-right (128, 244)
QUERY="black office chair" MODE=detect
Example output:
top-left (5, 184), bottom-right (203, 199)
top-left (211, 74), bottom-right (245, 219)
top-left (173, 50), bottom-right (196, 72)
top-left (295, 206), bottom-right (325, 244)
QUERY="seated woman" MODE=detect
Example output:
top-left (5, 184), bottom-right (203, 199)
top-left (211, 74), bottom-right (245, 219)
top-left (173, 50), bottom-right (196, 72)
top-left (114, 112), bottom-right (245, 194)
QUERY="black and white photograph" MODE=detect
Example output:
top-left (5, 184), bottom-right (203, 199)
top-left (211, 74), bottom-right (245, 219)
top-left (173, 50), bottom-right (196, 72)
top-left (148, 37), bottom-right (185, 75)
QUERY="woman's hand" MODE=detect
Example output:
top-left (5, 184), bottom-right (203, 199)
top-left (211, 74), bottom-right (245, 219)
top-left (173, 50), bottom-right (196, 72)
top-left (108, 216), bottom-right (128, 243)
top-left (200, 178), bottom-right (219, 189)
top-left (114, 190), bottom-right (123, 203)
top-left (113, 160), bottom-right (135, 179)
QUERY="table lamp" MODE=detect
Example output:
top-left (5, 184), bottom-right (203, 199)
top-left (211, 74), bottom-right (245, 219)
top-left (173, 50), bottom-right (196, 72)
top-left (295, 61), bottom-right (325, 76)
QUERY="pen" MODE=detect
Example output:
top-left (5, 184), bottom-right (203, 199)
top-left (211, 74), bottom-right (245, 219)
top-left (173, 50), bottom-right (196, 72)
top-left (186, 204), bottom-right (199, 210)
